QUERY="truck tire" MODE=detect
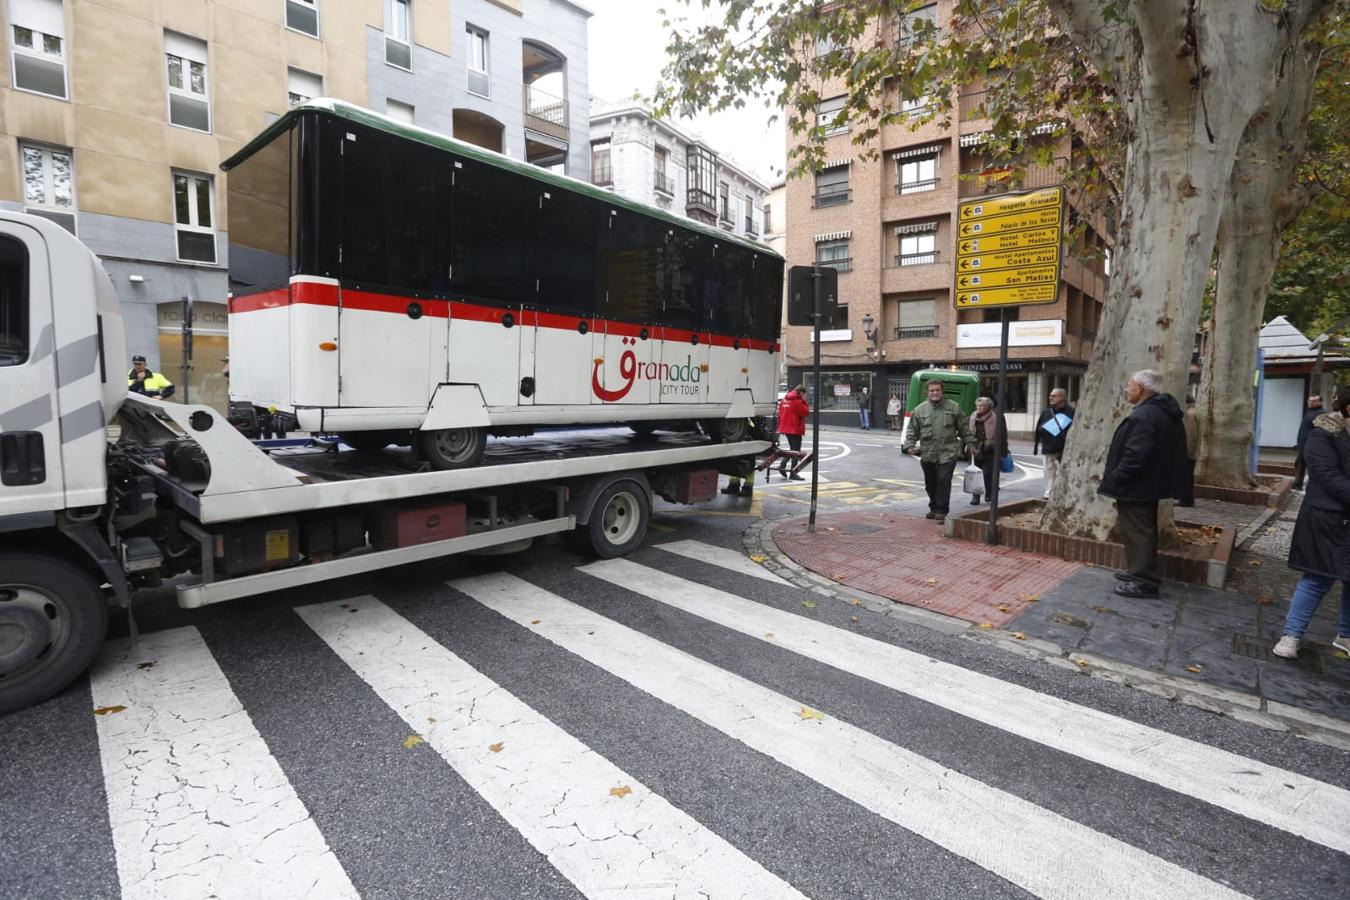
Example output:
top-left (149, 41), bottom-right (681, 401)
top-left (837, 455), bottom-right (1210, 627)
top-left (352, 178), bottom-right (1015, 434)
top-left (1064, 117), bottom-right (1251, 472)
top-left (0, 553), bottom-right (109, 716)
top-left (703, 417), bottom-right (749, 443)
top-left (342, 431), bottom-right (397, 453)
top-left (417, 426), bottom-right (487, 469)
top-left (575, 479), bottom-right (650, 559)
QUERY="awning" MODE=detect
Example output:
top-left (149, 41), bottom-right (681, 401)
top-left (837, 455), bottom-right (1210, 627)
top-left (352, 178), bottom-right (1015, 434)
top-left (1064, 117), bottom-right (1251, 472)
top-left (814, 229), bottom-right (852, 242)
top-left (960, 131), bottom-right (991, 147)
top-left (823, 157), bottom-right (853, 169)
top-left (893, 143), bottom-right (944, 159)
top-left (894, 221), bottom-right (939, 235)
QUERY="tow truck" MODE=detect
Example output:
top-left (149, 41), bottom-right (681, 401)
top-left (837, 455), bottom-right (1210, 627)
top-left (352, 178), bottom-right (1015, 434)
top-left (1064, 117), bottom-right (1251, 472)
top-left (0, 211), bottom-right (770, 714)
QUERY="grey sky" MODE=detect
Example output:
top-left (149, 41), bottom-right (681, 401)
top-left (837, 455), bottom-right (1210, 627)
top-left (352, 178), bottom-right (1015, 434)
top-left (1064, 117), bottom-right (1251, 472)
top-left (585, 0), bottom-right (787, 186)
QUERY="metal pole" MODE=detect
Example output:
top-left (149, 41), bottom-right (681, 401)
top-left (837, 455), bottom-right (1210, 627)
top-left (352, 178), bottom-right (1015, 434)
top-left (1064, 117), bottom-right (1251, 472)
top-left (808, 268), bottom-right (822, 531)
top-left (987, 307), bottom-right (1011, 545)
top-left (179, 295), bottom-right (193, 405)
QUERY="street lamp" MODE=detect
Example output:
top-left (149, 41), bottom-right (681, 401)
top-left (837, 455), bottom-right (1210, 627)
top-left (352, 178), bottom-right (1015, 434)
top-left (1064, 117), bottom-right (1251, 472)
top-left (861, 313), bottom-right (879, 358)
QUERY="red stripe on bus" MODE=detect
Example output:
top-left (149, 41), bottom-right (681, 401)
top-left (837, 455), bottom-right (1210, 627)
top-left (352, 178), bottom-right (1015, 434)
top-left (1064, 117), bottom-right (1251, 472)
top-left (292, 280), bottom-right (339, 307)
top-left (229, 288), bottom-right (288, 314)
top-left (341, 290), bottom-right (449, 318)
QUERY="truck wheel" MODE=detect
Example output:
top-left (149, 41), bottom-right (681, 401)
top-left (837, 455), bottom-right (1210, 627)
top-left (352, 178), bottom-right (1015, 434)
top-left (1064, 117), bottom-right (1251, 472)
top-left (0, 554), bottom-right (109, 716)
top-left (702, 418), bottom-right (748, 443)
top-left (342, 431), bottom-right (396, 453)
top-left (576, 479), bottom-right (650, 559)
top-left (417, 426), bottom-right (487, 469)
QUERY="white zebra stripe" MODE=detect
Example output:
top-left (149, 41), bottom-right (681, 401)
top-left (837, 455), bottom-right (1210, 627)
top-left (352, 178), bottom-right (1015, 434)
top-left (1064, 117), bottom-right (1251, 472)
top-left (297, 596), bottom-right (804, 900)
top-left (580, 556), bottom-right (1350, 856)
top-left (455, 572), bottom-right (1249, 900)
top-left (654, 539), bottom-right (791, 585)
top-left (89, 627), bottom-right (357, 900)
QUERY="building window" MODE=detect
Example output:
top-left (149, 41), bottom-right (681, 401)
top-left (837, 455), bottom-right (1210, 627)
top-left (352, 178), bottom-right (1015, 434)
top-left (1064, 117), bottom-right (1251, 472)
top-left (816, 95), bottom-right (847, 136)
top-left (762, 202), bottom-right (772, 235)
top-left (815, 33), bottom-right (840, 57)
top-left (287, 67), bottom-right (322, 107)
top-left (803, 371), bottom-right (873, 412)
top-left (899, 231), bottom-right (938, 266)
top-left (165, 31), bottom-right (210, 132)
top-left (718, 182), bottom-right (731, 223)
top-left (172, 172), bottom-right (216, 264)
top-left (816, 238), bottom-right (851, 272)
top-left (466, 25), bottom-right (489, 97)
top-left (284, 0), bottom-right (319, 37)
top-left (900, 3), bottom-right (938, 47)
top-left (385, 98), bottom-right (414, 123)
top-left (814, 165), bottom-right (850, 207)
top-left (895, 298), bottom-right (936, 339)
top-left (9, 0), bottom-right (67, 99)
top-left (19, 143), bottom-right (75, 234)
top-left (980, 374), bottom-right (1028, 412)
top-left (385, 0), bottom-right (411, 70)
top-left (686, 144), bottom-right (717, 213)
top-left (590, 141), bottom-right (612, 185)
top-left (744, 194), bottom-right (756, 235)
top-left (653, 146), bottom-right (672, 195)
top-left (898, 152), bottom-right (939, 193)
top-left (900, 94), bottom-right (932, 118)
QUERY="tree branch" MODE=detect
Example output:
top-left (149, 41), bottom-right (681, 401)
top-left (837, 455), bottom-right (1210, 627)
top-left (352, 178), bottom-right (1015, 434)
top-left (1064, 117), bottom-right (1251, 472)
top-left (1043, 0), bottom-right (1131, 90)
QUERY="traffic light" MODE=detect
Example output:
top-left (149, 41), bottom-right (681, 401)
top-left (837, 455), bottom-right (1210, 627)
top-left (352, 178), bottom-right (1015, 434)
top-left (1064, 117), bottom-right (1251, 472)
top-left (787, 265), bottom-right (839, 327)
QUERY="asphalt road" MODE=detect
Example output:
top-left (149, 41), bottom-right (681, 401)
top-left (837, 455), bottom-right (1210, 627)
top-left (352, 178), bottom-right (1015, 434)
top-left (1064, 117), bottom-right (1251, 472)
top-left (2, 428), bottom-right (1347, 898)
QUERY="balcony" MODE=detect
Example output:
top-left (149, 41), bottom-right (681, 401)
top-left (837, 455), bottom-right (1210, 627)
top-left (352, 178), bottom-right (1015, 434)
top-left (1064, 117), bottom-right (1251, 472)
top-left (896, 250), bottom-right (940, 267)
top-left (813, 183), bottom-right (851, 207)
top-left (744, 217), bottom-right (758, 237)
top-left (654, 171), bottom-right (673, 195)
top-left (523, 84), bottom-right (568, 141)
top-left (591, 161), bottom-right (612, 186)
top-left (958, 157), bottom-right (1068, 197)
top-left (895, 324), bottom-right (938, 339)
top-left (896, 177), bottom-right (939, 195)
top-left (816, 257), bottom-right (852, 272)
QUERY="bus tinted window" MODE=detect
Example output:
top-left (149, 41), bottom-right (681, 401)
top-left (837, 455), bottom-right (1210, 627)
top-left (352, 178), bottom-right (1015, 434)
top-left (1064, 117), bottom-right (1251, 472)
top-left (451, 158), bottom-right (527, 306)
top-left (747, 253), bottom-right (783, 341)
top-left (666, 231), bottom-right (712, 332)
top-left (598, 209), bottom-right (663, 325)
top-left (225, 123), bottom-right (291, 293)
top-left (705, 243), bottom-right (746, 336)
top-left (530, 189), bottom-right (598, 315)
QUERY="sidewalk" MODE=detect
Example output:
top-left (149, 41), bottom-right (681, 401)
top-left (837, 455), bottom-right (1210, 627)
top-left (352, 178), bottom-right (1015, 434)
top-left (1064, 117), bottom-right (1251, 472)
top-left (769, 501), bottom-right (1350, 725)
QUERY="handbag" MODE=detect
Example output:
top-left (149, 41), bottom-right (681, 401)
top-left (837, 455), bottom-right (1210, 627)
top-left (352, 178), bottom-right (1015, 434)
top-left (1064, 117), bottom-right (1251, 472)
top-left (1000, 452), bottom-right (1015, 474)
top-left (963, 453), bottom-right (984, 494)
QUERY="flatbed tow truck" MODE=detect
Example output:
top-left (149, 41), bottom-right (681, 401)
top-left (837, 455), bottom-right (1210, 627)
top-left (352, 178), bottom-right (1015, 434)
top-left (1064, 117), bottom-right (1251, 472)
top-left (0, 211), bottom-right (769, 715)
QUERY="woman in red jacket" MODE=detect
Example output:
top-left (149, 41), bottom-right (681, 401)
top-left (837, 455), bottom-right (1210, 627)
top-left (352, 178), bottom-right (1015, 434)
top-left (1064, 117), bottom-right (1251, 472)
top-left (776, 385), bottom-right (809, 481)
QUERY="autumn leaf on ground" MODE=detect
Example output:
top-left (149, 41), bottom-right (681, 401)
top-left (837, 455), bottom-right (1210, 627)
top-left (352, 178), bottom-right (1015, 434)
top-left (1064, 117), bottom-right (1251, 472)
top-left (136, 661), bottom-right (156, 670)
top-left (923, 577), bottom-right (940, 585)
top-left (1015, 592), bottom-right (1040, 603)
top-left (977, 622), bottom-right (994, 630)
top-left (750, 554), bottom-right (767, 563)
top-left (427, 716), bottom-right (437, 724)
top-left (1335, 651), bottom-right (1349, 661)
top-left (850, 616), bottom-right (860, 623)
top-left (609, 785), bottom-right (633, 799)
top-left (1248, 560), bottom-right (1261, 567)
top-left (1010, 631), bottom-right (1027, 640)
top-left (1092, 605), bottom-right (1114, 613)
top-left (531, 619), bottom-right (541, 625)
top-left (93, 705), bottom-right (126, 716)
top-left (1185, 665), bottom-right (1203, 674)
top-left (1075, 659), bottom-right (1091, 669)
top-left (402, 734), bottom-right (425, 749)
top-left (1256, 595), bottom-right (1272, 605)
top-left (797, 706), bottom-right (825, 721)
top-left (765, 632), bottom-right (776, 639)
top-left (851, 599), bottom-right (862, 606)
top-left (995, 604), bottom-right (1011, 613)
top-left (488, 742), bottom-right (505, 753)
top-left (802, 599), bottom-right (816, 609)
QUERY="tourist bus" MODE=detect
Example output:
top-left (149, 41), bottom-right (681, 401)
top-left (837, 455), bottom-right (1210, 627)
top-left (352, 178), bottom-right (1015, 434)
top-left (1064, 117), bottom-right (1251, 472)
top-left (222, 99), bottom-right (784, 468)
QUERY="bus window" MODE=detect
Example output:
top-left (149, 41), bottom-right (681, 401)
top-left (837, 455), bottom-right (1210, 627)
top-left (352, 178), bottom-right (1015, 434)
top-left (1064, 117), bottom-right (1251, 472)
top-left (529, 188), bottom-right (598, 316)
top-left (706, 243), bottom-right (746, 336)
top-left (665, 231), bottom-right (710, 332)
top-left (598, 209), bottom-right (662, 325)
top-left (450, 158), bottom-right (527, 306)
top-left (747, 252), bottom-right (783, 341)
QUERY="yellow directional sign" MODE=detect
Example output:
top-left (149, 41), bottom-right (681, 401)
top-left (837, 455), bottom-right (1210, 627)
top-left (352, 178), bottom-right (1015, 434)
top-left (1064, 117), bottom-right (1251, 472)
top-left (955, 265), bottom-right (1058, 291)
top-left (955, 185), bottom-right (1064, 309)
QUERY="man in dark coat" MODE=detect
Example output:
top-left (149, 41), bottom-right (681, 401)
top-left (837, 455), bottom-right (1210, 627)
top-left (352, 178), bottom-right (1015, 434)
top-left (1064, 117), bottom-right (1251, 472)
top-left (1097, 369), bottom-right (1189, 598)
top-left (1033, 387), bottom-right (1074, 500)
top-left (1273, 385), bottom-right (1350, 659)
top-left (1292, 393), bottom-right (1326, 491)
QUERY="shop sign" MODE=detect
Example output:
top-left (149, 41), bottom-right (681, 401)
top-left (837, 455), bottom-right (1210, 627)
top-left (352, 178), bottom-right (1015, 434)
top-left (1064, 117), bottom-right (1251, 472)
top-left (955, 319), bottom-right (1063, 349)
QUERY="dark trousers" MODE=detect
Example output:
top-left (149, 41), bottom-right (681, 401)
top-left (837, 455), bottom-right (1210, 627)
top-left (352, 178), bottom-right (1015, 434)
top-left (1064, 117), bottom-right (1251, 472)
top-left (921, 460), bottom-right (957, 514)
top-left (1293, 449), bottom-right (1306, 489)
top-left (974, 458), bottom-right (997, 500)
top-left (1178, 457), bottom-right (1196, 505)
top-left (780, 433), bottom-right (802, 469)
top-left (1116, 500), bottom-right (1161, 585)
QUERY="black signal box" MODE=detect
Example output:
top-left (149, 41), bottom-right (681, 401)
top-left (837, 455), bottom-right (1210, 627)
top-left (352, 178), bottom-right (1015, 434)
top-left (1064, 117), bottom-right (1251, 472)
top-left (787, 265), bottom-right (839, 327)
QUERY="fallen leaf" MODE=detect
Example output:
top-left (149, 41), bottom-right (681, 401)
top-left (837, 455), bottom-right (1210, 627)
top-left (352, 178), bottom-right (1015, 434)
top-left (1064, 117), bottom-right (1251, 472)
top-left (427, 716), bottom-right (437, 724)
top-left (850, 616), bottom-right (860, 623)
top-left (1248, 560), bottom-right (1261, 567)
top-left (995, 604), bottom-right (1011, 613)
top-left (796, 706), bottom-right (826, 721)
top-left (851, 599), bottom-right (862, 606)
top-left (749, 554), bottom-right (767, 563)
top-left (93, 705), bottom-right (126, 716)
top-left (402, 734), bottom-right (425, 749)
top-left (531, 619), bottom-right (541, 625)
top-left (923, 577), bottom-right (940, 585)
top-left (339, 603), bottom-right (349, 609)
top-left (802, 600), bottom-right (816, 609)
top-left (1075, 659), bottom-right (1091, 668)
top-left (1091, 605), bottom-right (1114, 613)
top-left (977, 622), bottom-right (994, 630)
top-left (488, 742), bottom-right (505, 753)
top-left (136, 661), bottom-right (156, 670)
top-left (1185, 665), bottom-right (1203, 674)
top-left (1256, 595), bottom-right (1272, 605)
top-left (765, 632), bottom-right (776, 639)
top-left (609, 785), bottom-right (633, 799)
top-left (1335, 651), bottom-right (1349, 661)
top-left (1010, 631), bottom-right (1027, 641)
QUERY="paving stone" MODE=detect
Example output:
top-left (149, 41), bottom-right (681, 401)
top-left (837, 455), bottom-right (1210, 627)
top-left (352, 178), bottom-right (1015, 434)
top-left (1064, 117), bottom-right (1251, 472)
top-left (1259, 663), bottom-right (1350, 719)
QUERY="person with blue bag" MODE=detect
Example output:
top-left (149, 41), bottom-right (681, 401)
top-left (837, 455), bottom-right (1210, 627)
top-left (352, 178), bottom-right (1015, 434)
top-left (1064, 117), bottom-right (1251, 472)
top-left (968, 396), bottom-right (1008, 506)
top-left (1033, 387), bottom-right (1074, 500)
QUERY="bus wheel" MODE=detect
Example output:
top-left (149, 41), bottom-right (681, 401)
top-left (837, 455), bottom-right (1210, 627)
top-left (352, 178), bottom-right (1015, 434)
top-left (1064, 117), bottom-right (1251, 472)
top-left (417, 426), bottom-right (486, 469)
top-left (0, 553), bottom-right (109, 716)
top-left (577, 479), bottom-right (650, 559)
top-left (341, 431), bottom-right (396, 453)
top-left (703, 418), bottom-right (749, 443)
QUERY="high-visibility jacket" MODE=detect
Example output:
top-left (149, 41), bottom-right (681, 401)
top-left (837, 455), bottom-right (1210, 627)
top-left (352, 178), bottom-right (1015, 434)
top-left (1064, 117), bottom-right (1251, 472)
top-left (128, 369), bottom-right (174, 396)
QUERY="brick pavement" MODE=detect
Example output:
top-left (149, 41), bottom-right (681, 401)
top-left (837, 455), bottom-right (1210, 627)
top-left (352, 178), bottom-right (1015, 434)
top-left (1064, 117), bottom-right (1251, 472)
top-left (772, 509), bottom-right (1081, 626)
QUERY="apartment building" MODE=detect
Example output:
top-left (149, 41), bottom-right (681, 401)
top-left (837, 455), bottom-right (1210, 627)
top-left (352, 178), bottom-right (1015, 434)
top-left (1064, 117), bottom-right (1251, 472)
top-left (784, 1), bottom-right (1112, 433)
top-left (588, 104), bottom-right (768, 243)
top-left (1, 0), bottom-right (591, 409)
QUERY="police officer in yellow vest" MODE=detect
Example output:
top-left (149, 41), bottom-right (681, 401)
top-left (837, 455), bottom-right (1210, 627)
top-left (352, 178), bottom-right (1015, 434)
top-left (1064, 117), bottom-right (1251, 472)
top-left (128, 354), bottom-right (175, 399)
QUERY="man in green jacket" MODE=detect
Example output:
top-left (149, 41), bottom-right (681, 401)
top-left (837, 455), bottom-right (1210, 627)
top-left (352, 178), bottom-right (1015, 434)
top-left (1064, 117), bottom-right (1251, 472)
top-left (903, 379), bottom-right (975, 521)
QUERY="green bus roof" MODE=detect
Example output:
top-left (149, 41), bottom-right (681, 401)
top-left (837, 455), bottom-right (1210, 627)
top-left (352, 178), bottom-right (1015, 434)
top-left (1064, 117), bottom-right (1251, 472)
top-left (221, 99), bottom-right (781, 259)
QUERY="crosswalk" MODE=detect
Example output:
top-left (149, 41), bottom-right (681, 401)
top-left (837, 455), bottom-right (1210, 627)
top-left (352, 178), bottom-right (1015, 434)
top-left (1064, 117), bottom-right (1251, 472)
top-left (9, 540), bottom-right (1349, 898)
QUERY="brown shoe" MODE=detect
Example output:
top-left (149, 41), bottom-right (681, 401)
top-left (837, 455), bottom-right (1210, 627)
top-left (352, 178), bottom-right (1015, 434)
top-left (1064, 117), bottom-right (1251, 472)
top-left (935, 514), bottom-right (946, 523)
top-left (924, 512), bottom-right (937, 519)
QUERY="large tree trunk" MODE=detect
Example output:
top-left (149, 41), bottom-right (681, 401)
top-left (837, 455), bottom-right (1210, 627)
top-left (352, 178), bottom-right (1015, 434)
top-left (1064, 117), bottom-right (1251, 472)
top-left (1039, 0), bottom-right (1327, 539)
top-left (1196, 40), bottom-right (1319, 489)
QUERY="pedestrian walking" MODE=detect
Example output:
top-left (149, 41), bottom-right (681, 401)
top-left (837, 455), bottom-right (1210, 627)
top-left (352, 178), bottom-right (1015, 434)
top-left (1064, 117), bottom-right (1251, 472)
top-left (1293, 394), bottom-right (1326, 492)
top-left (1097, 369), bottom-right (1189, 598)
top-left (776, 385), bottom-right (809, 481)
top-left (856, 386), bottom-right (872, 430)
top-left (1033, 387), bottom-right (1074, 500)
top-left (1178, 396), bottom-right (1199, 507)
top-left (886, 392), bottom-right (902, 430)
top-left (968, 396), bottom-right (1008, 506)
top-left (1273, 385), bottom-right (1350, 659)
top-left (902, 379), bottom-right (974, 522)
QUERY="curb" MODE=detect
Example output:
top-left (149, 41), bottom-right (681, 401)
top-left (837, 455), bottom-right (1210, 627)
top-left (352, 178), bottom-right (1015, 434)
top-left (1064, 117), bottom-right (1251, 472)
top-left (744, 517), bottom-right (1350, 751)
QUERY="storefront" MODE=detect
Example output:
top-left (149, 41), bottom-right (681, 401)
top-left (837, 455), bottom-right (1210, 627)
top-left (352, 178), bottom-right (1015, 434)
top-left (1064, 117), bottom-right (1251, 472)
top-left (156, 300), bottom-right (230, 414)
top-left (930, 360), bottom-right (1088, 435)
top-left (786, 364), bottom-right (913, 427)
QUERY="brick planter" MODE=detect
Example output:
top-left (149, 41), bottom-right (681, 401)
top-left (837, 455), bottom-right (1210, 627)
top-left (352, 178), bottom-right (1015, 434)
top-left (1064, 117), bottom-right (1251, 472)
top-left (1194, 473), bottom-right (1293, 509)
top-left (947, 499), bottom-right (1237, 588)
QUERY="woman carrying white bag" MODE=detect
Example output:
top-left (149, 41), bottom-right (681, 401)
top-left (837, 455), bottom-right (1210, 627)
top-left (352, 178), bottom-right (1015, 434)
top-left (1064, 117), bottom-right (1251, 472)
top-left (968, 397), bottom-right (1008, 506)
